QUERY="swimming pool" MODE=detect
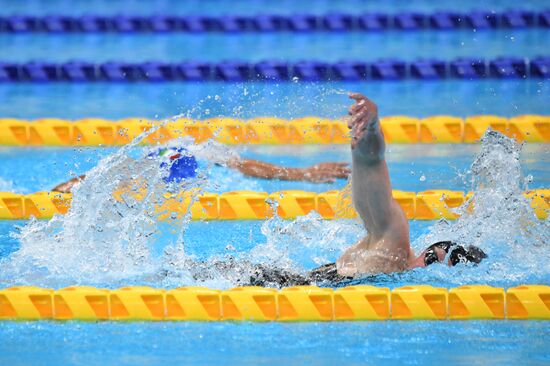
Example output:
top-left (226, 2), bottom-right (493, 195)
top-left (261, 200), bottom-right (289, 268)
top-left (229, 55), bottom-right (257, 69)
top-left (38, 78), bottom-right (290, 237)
top-left (2, 0), bottom-right (549, 16)
top-left (0, 0), bottom-right (549, 364)
top-left (0, 144), bottom-right (549, 194)
top-left (0, 321), bottom-right (548, 365)
top-left (2, 29), bottom-right (548, 62)
top-left (1, 80), bottom-right (548, 119)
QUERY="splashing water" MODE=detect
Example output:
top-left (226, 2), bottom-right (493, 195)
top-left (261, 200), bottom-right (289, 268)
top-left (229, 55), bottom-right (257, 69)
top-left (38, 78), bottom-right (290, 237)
top-left (251, 212), bottom-right (363, 270)
top-left (0, 84), bottom-right (351, 288)
top-left (173, 130), bottom-right (547, 288)
top-left (411, 130), bottom-right (549, 285)
top-left (0, 118), bottom-right (220, 287)
top-left (0, 112), bottom-right (547, 288)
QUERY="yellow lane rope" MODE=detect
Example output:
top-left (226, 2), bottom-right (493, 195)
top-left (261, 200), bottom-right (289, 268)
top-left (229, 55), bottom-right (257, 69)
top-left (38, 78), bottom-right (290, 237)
top-left (0, 285), bottom-right (548, 321)
top-left (0, 115), bottom-right (548, 146)
top-left (0, 189), bottom-right (547, 220)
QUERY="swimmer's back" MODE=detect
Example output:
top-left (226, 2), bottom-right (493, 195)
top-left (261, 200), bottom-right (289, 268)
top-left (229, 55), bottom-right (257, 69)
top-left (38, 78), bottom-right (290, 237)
top-left (247, 263), bottom-right (352, 287)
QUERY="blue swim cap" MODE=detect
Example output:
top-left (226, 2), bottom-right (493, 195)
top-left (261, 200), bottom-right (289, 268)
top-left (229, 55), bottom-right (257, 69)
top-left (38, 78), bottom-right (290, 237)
top-left (156, 147), bottom-right (198, 183)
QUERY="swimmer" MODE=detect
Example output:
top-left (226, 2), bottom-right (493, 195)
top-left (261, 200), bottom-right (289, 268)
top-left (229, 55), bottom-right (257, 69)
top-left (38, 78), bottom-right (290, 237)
top-left (55, 94), bottom-right (488, 288)
top-left (52, 147), bottom-right (351, 193)
top-left (334, 93), bottom-right (486, 276)
top-left (241, 93), bottom-right (487, 287)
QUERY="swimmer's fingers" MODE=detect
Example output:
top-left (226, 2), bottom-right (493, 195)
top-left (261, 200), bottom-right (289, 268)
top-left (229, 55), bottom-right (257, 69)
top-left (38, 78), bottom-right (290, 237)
top-left (349, 108), bottom-right (370, 130)
top-left (349, 102), bottom-right (371, 122)
top-left (348, 92), bottom-right (367, 101)
top-left (348, 96), bottom-right (371, 116)
top-left (305, 164), bottom-right (348, 182)
top-left (349, 93), bottom-right (378, 116)
top-left (349, 93), bottom-right (374, 108)
top-left (351, 115), bottom-right (376, 146)
top-left (338, 167), bottom-right (352, 176)
top-left (347, 102), bottom-right (370, 130)
top-left (304, 173), bottom-right (334, 183)
top-left (316, 176), bottom-right (336, 183)
top-left (314, 163), bottom-right (351, 179)
top-left (330, 171), bottom-right (350, 179)
top-left (312, 162), bottom-right (349, 170)
top-left (331, 162), bottom-right (352, 176)
top-left (348, 102), bottom-right (364, 115)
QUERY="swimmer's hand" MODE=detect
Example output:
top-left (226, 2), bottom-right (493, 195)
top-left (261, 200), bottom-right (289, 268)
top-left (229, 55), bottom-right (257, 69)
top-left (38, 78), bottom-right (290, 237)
top-left (348, 93), bottom-right (379, 150)
top-left (52, 175), bottom-right (86, 193)
top-left (302, 162), bottom-right (351, 183)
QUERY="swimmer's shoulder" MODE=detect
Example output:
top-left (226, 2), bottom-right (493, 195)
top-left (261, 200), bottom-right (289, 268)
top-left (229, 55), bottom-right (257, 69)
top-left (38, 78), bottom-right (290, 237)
top-left (337, 237), bottom-right (409, 276)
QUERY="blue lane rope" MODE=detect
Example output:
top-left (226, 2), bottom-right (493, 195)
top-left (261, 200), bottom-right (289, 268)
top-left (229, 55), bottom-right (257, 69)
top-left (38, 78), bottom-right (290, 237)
top-left (0, 57), bottom-right (548, 82)
top-left (0, 10), bottom-right (548, 33)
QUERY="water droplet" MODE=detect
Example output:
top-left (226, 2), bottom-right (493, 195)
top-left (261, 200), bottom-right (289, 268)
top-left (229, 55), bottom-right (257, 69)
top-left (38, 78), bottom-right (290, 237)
top-left (419, 175), bottom-right (426, 182)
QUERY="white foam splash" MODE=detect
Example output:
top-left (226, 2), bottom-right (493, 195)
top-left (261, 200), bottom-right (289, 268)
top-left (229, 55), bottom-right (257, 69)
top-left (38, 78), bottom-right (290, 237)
top-left (412, 130), bottom-right (549, 284)
top-left (0, 120), bottom-right (211, 286)
top-left (251, 212), bottom-right (363, 270)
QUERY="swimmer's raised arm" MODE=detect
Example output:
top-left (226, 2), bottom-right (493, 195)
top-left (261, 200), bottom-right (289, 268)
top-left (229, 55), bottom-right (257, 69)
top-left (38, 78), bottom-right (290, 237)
top-left (227, 158), bottom-right (350, 183)
top-left (348, 93), bottom-right (401, 236)
top-left (336, 93), bottom-right (410, 276)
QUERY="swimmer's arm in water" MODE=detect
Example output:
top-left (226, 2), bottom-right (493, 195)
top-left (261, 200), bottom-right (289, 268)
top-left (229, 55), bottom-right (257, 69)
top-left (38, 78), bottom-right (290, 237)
top-left (337, 93), bottom-right (410, 275)
top-left (226, 158), bottom-right (350, 183)
top-left (52, 175), bottom-right (86, 193)
top-left (52, 160), bottom-right (350, 193)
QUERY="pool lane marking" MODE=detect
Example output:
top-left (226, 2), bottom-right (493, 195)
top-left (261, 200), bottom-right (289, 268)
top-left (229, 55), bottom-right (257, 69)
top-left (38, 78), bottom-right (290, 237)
top-left (0, 285), bottom-right (548, 321)
top-left (0, 115), bottom-right (548, 145)
top-left (0, 189), bottom-right (547, 220)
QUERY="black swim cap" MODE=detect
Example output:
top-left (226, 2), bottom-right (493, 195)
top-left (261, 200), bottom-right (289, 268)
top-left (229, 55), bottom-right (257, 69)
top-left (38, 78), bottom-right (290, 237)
top-left (449, 245), bottom-right (487, 266)
top-left (424, 241), bottom-right (487, 266)
top-left (423, 241), bottom-right (454, 266)
top-left (465, 245), bottom-right (487, 264)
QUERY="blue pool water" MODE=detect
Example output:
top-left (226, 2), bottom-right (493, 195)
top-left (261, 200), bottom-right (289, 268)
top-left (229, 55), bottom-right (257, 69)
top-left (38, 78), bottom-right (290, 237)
top-left (2, 29), bottom-right (548, 62)
top-left (0, 321), bottom-right (548, 366)
top-left (0, 145), bottom-right (548, 194)
top-left (1, 80), bottom-right (549, 120)
top-left (1, 0), bottom-right (550, 16)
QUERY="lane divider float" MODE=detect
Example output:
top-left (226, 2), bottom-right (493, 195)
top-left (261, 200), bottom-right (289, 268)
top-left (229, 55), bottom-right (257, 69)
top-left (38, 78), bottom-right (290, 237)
top-left (0, 115), bottom-right (548, 146)
top-left (0, 57), bottom-right (549, 82)
top-left (1, 10), bottom-right (548, 33)
top-left (0, 285), bottom-right (548, 321)
top-left (0, 189), bottom-right (547, 220)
